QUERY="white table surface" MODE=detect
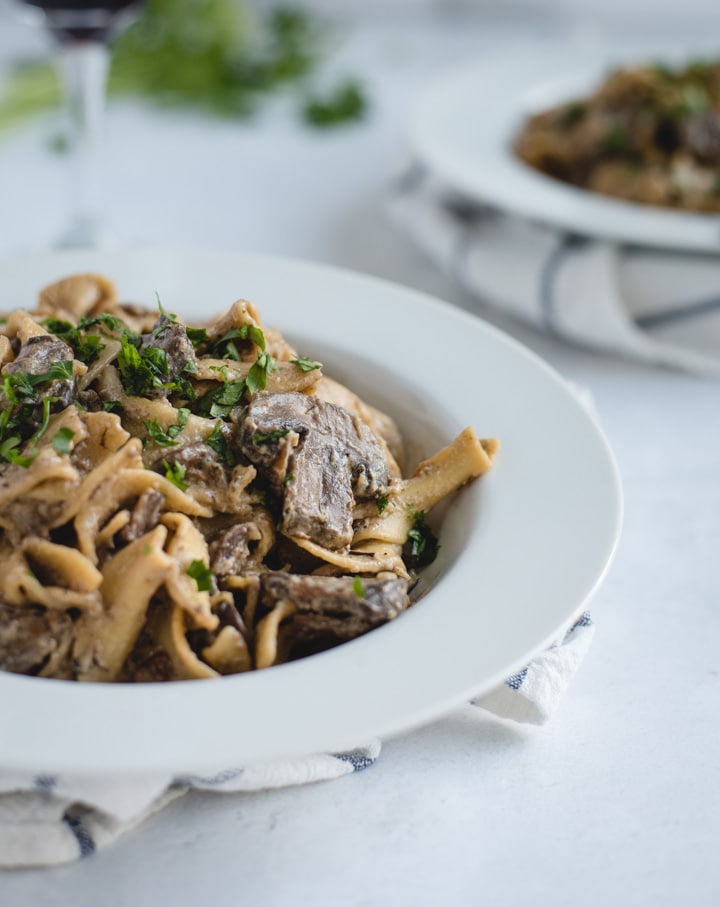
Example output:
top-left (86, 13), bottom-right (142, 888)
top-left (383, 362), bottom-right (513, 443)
top-left (0, 8), bottom-right (718, 906)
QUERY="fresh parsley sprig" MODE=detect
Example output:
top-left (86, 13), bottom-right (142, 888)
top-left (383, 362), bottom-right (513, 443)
top-left (197, 326), bottom-right (275, 416)
top-left (291, 356), bottom-right (322, 373)
top-left (206, 420), bottom-right (236, 466)
top-left (43, 318), bottom-right (105, 364)
top-left (406, 510), bottom-right (440, 568)
top-left (143, 408), bottom-right (190, 447)
top-left (162, 458), bottom-right (189, 491)
top-left (0, 363), bottom-right (75, 468)
top-left (252, 428), bottom-right (290, 445)
top-left (187, 559), bottom-right (213, 593)
top-left (117, 334), bottom-right (195, 399)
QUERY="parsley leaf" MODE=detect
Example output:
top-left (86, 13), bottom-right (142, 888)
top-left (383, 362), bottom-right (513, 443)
top-left (246, 350), bottom-right (275, 394)
top-left (406, 510), bottom-right (440, 568)
top-left (77, 312), bottom-right (136, 338)
top-left (144, 408), bottom-right (190, 447)
top-left (206, 420), bottom-right (236, 466)
top-left (0, 434), bottom-right (37, 468)
top-left (198, 379), bottom-right (247, 419)
top-left (187, 559), bottom-right (213, 593)
top-left (376, 495), bottom-right (389, 515)
top-left (162, 458), bottom-right (189, 491)
top-left (252, 428), bottom-right (290, 445)
top-left (43, 317), bottom-right (105, 364)
top-left (52, 427), bottom-right (75, 455)
top-left (210, 323), bottom-right (266, 360)
top-left (352, 576), bottom-right (365, 598)
top-left (291, 356), bottom-right (322, 372)
top-left (117, 334), bottom-right (195, 399)
top-left (155, 294), bottom-right (177, 322)
top-left (186, 326), bottom-right (210, 348)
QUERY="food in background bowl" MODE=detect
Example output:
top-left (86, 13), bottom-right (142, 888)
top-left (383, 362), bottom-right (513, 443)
top-left (515, 59), bottom-right (720, 212)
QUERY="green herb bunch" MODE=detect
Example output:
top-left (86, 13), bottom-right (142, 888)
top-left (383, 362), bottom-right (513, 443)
top-left (0, 1), bottom-right (367, 138)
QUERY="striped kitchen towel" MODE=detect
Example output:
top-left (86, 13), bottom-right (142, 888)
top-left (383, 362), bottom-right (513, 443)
top-left (389, 162), bottom-right (720, 377)
top-left (0, 613), bottom-right (594, 869)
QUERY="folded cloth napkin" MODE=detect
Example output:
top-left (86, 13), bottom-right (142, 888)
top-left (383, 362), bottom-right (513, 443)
top-left (388, 162), bottom-right (720, 377)
top-left (0, 612), bottom-right (593, 868)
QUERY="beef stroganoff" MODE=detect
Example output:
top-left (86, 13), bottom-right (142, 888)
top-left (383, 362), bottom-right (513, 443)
top-left (0, 274), bottom-right (497, 682)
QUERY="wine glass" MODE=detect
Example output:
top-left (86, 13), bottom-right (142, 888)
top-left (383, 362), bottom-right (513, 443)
top-left (16, 1), bottom-right (144, 248)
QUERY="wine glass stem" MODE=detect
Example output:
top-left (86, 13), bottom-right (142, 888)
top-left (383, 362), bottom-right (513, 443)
top-left (56, 39), bottom-right (110, 249)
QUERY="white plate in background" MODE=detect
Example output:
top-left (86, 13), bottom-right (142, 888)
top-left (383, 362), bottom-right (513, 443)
top-left (409, 47), bottom-right (720, 251)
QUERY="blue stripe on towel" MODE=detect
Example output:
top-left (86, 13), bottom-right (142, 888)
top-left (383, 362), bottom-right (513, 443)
top-left (63, 811), bottom-right (96, 858)
top-left (568, 611), bottom-right (593, 631)
top-left (634, 294), bottom-right (720, 330)
top-left (505, 667), bottom-right (529, 691)
top-left (332, 749), bottom-right (377, 772)
top-left (389, 161), bottom-right (427, 197)
top-left (539, 235), bottom-right (588, 333)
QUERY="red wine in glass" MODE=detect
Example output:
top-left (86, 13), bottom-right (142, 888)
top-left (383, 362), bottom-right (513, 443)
top-left (20, 1), bottom-right (142, 42)
top-left (16, 0), bottom-right (146, 246)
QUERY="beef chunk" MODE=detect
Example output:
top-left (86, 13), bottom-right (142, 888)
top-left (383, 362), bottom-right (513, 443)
top-left (209, 523), bottom-right (262, 576)
top-left (119, 488), bottom-right (165, 544)
top-left (139, 315), bottom-right (197, 389)
top-left (260, 572), bottom-right (408, 658)
top-left (0, 603), bottom-right (73, 675)
top-left (236, 392), bottom-right (389, 549)
top-left (4, 335), bottom-right (76, 408)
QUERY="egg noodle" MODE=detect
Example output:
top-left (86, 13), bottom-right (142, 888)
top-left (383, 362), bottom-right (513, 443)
top-left (0, 274), bottom-right (497, 682)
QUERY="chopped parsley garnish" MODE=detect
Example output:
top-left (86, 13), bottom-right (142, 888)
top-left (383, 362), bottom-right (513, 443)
top-left (162, 458), bottom-right (189, 491)
top-left (187, 559), bottom-right (213, 592)
top-left (406, 510), bottom-right (440, 568)
top-left (51, 427), bottom-right (75, 455)
top-left (2, 360), bottom-right (73, 404)
top-left (206, 420), bottom-right (236, 466)
top-left (352, 576), bottom-right (365, 598)
top-left (102, 400), bottom-right (124, 414)
top-left (376, 495), bottom-right (389, 515)
top-left (291, 356), bottom-right (322, 372)
top-left (198, 379), bottom-right (247, 419)
top-left (77, 312), bottom-right (136, 337)
top-left (144, 408), bottom-right (189, 447)
top-left (0, 363), bottom-right (74, 468)
top-left (246, 350), bottom-right (274, 394)
top-left (252, 427), bottom-right (290, 445)
top-left (198, 355), bottom-right (275, 418)
top-left (186, 326), bottom-right (210, 347)
top-left (117, 333), bottom-right (194, 399)
top-left (210, 324), bottom-right (266, 361)
top-left (43, 317), bottom-right (105, 364)
top-left (284, 472), bottom-right (295, 485)
top-left (0, 434), bottom-right (37, 468)
top-left (155, 294), bottom-right (177, 322)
